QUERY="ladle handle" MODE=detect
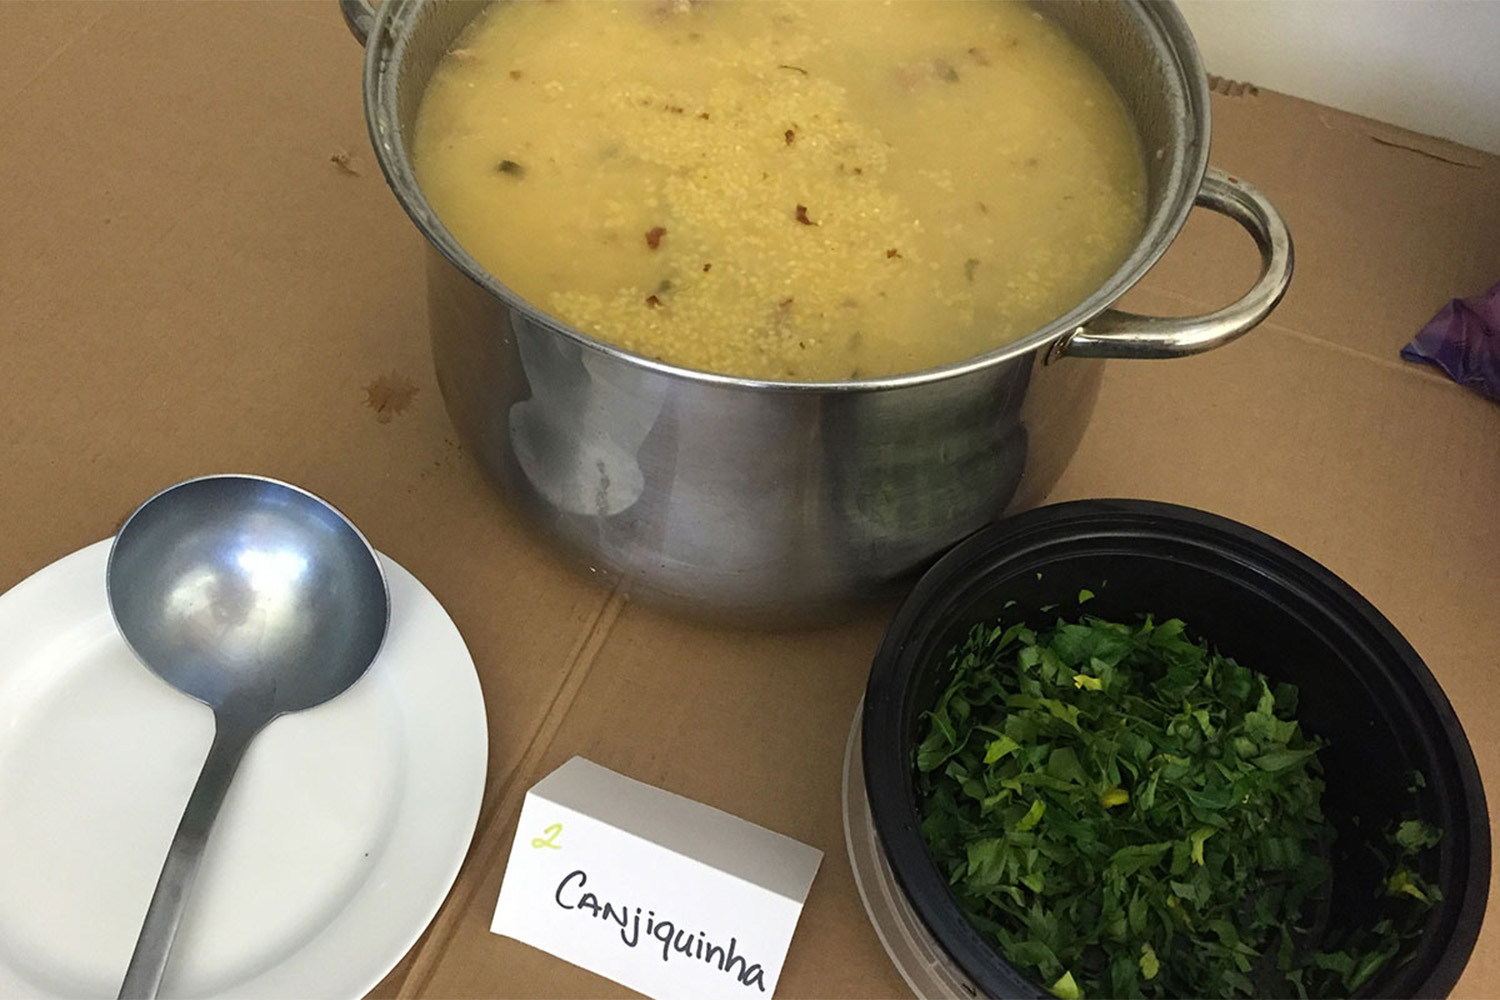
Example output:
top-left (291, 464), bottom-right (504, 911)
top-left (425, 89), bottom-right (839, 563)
top-left (118, 717), bottom-right (260, 1000)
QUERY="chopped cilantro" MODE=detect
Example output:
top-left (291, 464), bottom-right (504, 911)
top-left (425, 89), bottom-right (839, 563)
top-left (915, 615), bottom-right (1439, 998)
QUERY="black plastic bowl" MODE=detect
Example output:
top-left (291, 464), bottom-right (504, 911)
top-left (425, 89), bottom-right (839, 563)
top-left (862, 499), bottom-right (1488, 998)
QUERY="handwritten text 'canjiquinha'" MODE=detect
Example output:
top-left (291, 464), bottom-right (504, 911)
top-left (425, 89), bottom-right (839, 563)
top-left (554, 869), bottom-right (768, 992)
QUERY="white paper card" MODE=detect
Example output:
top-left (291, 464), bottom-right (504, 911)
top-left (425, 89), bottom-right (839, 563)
top-left (490, 756), bottom-right (823, 1000)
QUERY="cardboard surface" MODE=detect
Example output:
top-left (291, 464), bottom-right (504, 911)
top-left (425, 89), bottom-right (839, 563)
top-left (0, 3), bottom-right (1495, 998)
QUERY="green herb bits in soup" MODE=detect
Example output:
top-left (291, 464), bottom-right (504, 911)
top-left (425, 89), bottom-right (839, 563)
top-left (412, 0), bottom-right (1147, 381)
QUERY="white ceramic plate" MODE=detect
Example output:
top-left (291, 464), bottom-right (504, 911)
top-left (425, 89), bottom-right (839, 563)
top-left (0, 540), bottom-right (488, 999)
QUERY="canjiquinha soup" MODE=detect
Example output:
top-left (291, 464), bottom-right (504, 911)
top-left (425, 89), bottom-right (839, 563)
top-left (412, 0), bottom-right (1146, 381)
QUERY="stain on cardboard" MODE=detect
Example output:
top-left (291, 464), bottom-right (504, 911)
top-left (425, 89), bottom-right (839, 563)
top-left (330, 150), bottom-right (362, 176)
top-left (363, 373), bottom-right (418, 423)
top-left (1207, 75), bottom-right (1259, 98)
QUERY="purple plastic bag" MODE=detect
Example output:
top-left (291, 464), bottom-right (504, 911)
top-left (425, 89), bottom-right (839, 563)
top-left (1400, 280), bottom-right (1500, 403)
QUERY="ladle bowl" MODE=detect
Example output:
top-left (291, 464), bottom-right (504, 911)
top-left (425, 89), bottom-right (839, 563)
top-left (106, 475), bottom-right (389, 998)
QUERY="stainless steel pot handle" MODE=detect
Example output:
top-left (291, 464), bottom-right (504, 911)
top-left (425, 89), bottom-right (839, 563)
top-left (1050, 167), bottom-right (1293, 362)
top-left (340, 0), bottom-right (376, 45)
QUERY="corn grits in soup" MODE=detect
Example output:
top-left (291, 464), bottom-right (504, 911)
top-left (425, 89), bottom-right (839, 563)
top-left (412, 0), bottom-right (1147, 381)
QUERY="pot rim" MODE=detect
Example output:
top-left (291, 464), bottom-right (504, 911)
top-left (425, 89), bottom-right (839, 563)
top-left (361, 0), bottom-right (1211, 393)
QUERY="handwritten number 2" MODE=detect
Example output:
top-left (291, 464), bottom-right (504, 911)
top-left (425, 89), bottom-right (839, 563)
top-left (531, 822), bottom-right (563, 849)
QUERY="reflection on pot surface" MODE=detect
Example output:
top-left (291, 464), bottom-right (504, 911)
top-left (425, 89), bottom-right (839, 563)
top-left (431, 260), bottom-right (1057, 618)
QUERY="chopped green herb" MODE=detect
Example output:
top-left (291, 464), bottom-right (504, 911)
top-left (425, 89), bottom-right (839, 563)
top-left (1394, 819), bottom-right (1441, 852)
top-left (1139, 942), bottom-right (1159, 981)
top-left (915, 614), bottom-right (1439, 999)
top-left (1386, 869), bottom-right (1432, 905)
top-left (1051, 971), bottom-right (1082, 999)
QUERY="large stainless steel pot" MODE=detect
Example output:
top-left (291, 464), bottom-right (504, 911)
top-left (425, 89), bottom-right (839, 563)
top-left (342, 0), bottom-right (1293, 623)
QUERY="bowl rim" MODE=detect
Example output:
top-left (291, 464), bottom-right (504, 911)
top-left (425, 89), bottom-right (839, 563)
top-left (861, 498), bottom-right (1490, 998)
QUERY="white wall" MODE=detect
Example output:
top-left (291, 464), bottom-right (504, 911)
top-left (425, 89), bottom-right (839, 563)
top-left (1176, 0), bottom-right (1500, 155)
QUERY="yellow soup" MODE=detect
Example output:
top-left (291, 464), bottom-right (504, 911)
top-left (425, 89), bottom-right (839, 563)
top-left (413, 0), bottom-right (1146, 381)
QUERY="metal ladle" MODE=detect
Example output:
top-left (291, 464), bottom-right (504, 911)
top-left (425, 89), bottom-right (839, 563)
top-left (106, 475), bottom-right (390, 999)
